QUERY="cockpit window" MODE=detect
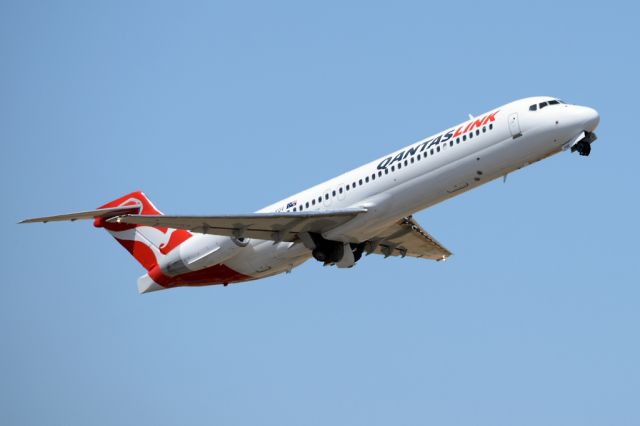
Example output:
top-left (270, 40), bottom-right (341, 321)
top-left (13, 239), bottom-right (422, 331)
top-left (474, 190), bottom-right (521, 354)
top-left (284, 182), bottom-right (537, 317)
top-left (530, 99), bottom-right (566, 112)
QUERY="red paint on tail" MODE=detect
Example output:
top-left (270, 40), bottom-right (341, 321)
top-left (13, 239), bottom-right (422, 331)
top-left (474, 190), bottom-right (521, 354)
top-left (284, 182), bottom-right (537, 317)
top-left (116, 239), bottom-right (158, 271)
top-left (93, 191), bottom-right (161, 231)
top-left (94, 191), bottom-right (193, 271)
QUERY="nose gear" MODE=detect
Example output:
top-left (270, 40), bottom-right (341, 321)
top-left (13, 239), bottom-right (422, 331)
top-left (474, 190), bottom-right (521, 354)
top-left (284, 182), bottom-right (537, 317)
top-left (566, 131), bottom-right (597, 157)
top-left (572, 140), bottom-right (592, 156)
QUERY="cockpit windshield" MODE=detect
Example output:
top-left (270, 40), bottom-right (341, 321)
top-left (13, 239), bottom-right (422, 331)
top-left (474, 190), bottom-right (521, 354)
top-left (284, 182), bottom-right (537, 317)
top-left (529, 99), bottom-right (566, 111)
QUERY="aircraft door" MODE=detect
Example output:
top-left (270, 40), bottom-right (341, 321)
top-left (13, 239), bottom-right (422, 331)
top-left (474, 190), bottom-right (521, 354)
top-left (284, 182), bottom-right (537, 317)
top-left (508, 112), bottom-right (522, 139)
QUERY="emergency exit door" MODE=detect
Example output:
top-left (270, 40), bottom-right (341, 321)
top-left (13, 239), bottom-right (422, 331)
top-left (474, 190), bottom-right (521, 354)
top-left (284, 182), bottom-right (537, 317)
top-left (508, 112), bottom-right (522, 139)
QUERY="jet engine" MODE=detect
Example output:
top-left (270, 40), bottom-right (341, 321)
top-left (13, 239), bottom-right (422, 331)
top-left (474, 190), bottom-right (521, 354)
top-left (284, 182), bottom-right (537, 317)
top-left (161, 234), bottom-right (246, 276)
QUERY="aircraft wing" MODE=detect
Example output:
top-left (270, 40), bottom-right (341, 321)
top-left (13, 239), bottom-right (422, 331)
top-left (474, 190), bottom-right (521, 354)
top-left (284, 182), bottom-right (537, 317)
top-left (365, 216), bottom-right (452, 261)
top-left (109, 209), bottom-right (367, 242)
top-left (21, 205), bottom-right (449, 260)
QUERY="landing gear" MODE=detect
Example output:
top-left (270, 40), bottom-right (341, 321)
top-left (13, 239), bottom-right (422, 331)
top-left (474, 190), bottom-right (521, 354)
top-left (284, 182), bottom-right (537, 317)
top-left (352, 243), bottom-right (365, 262)
top-left (573, 140), bottom-right (591, 156)
top-left (309, 235), bottom-right (365, 268)
top-left (312, 240), bottom-right (344, 264)
top-left (569, 131), bottom-right (597, 157)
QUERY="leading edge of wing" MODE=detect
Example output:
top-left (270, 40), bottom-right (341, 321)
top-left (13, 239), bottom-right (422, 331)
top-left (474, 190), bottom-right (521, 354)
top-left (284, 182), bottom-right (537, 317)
top-left (107, 208), bottom-right (368, 242)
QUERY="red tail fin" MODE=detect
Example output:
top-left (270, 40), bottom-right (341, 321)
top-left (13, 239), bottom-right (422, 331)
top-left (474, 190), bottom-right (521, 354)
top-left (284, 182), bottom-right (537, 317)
top-left (93, 191), bottom-right (192, 271)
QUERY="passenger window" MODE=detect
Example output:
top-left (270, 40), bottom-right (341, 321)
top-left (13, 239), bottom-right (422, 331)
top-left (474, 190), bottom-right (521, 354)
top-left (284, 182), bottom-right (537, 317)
top-left (410, 157), bottom-right (414, 163)
top-left (398, 163), bottom-right (402, 169)
top-left (365, 177), bottom-right (369, 183)
top-left (404, 160), bottom-right (408, 166)
top-left (325, 194), bottom-right (329, 200)
top-left (305, 202), bottom-right (309, 208)
top-left (359, 179), bottom-right (363, 185)
top-left (482, 126), bottom-right (486, 133)
top-left (539, 102), bottom-right (548, 109)
top-left (475, 130), bottom-right (480, 136)
top-left (456, 138), bottom-right (460, 144)
top-left (385, 168), bottom-right (389, 174)
top-left (529, 104), bottom-right (537, 111)
top-left (378, 171), bottom-right (382, 177)
top-left (339, 187), bottom-right (343, 193)
top-left (332, 190), bottom-right (336, 196)
top-left (489, 124), bottom-right (493, 130)
top-left (463, 135), bottom-right (466, 141)
top-left (312, 199), bottom-right (316, 205)
top-left (391, 165), bottom-right (395, 172)
top-left (430, 148), bottom-right (434, 154)
top-left (436, 146), bottom-right (440, 152)
top-left (469, 132), bottom-right (473, 139)
top-left (346, 184), bottom-right (350, 190)
top-left (318, 197), bottom-right (321, 203)
top-left (449, 141), bottom-right (453, 147)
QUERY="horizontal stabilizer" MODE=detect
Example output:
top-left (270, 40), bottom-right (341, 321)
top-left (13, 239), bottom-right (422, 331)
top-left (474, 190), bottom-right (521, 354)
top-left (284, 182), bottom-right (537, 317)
top-left (19, 206), bottom-right (141, 224)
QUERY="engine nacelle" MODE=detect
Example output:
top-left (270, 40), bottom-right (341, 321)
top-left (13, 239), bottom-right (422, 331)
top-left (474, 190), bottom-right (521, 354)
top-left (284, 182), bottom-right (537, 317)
top-left (160, 234), bottom-right (246, 276)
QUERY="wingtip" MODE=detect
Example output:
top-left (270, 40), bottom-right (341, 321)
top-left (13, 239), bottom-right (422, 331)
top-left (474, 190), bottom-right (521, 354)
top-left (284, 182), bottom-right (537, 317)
top-left (17, 218), bottom-right (40, 224)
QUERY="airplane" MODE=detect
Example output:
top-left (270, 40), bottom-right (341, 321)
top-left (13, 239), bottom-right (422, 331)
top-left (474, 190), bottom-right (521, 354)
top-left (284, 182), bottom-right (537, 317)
top-left (20, 96), bottom-right (600, 294)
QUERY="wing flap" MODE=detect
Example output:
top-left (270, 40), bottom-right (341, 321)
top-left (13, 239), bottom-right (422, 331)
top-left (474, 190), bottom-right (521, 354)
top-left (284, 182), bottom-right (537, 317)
top-left (367, 216), bottom-right (451, 260)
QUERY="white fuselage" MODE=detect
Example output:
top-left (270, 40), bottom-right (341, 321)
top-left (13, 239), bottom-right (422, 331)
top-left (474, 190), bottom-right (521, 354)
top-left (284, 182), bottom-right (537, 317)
top-left (187, 96), bottom-right (600, 281)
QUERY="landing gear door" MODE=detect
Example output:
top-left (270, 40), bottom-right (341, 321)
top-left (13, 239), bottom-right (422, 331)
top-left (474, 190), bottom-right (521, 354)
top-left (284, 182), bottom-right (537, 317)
top-left (508, 112), bottom-right (522, 139)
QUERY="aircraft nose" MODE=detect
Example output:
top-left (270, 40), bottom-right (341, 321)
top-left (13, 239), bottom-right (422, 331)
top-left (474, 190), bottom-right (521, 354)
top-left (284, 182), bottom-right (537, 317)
top-left (582, 106), bottom-right (600, 132)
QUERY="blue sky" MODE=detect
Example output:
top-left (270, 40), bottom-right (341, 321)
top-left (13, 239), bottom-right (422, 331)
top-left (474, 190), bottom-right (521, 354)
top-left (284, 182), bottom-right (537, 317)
top-left (2, 1), bottom-right (639, 425)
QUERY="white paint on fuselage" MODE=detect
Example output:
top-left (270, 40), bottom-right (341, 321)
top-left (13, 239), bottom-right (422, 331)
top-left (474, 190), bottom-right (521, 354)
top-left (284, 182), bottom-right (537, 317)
top-left (221, 96), bottom-right (599, 281)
